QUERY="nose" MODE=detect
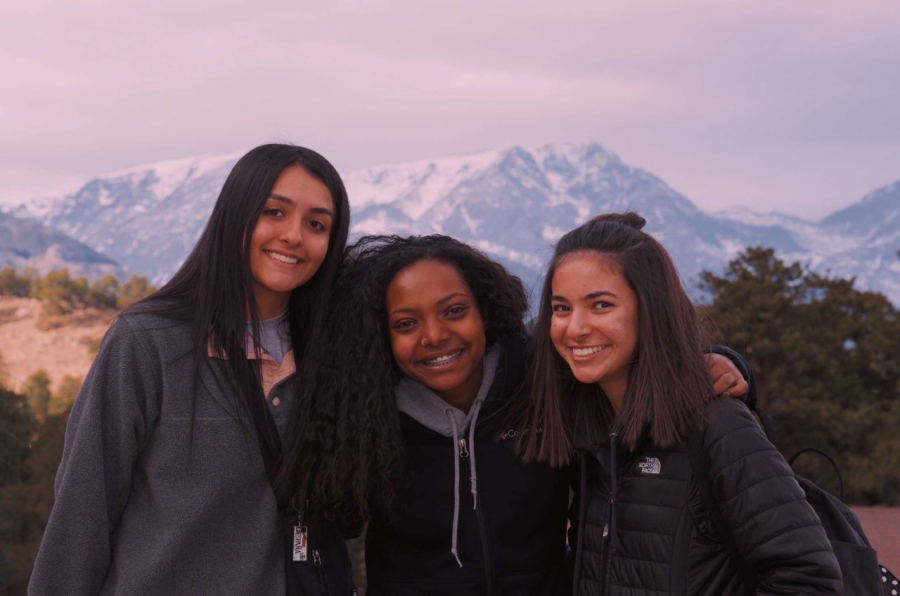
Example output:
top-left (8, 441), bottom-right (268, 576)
top-left (420, 317), bottom-right (450, 348)
top-left (279, 218), bottom-right (304, 246)
top-left (566, 306), bottom-right (591, 341)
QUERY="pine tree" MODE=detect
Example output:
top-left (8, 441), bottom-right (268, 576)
top-left (701, 247), bottom-right (900, 504)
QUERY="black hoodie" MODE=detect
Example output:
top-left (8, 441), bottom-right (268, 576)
top-left (365, 333), bottom-right (570, 596)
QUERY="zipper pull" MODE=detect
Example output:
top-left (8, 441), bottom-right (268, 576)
top-left (313, 549), bottom-right (322, 566)
top-left (602, 523), bottom-right (609, 538)
top-left (459, 438), bottom-right (469, 458)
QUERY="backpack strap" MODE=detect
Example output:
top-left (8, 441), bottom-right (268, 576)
top-left (686, 435), bottom-right (756, 595)
top-left (788, 448), bottom-right (845, 502)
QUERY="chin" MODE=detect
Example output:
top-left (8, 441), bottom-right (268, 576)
top-left (572, 368), bottom-right (603, 385)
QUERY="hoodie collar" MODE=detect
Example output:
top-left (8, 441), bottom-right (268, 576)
top-left (396, 348), bottom-right (500, 437)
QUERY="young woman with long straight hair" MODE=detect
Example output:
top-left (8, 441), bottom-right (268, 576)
top-left (29, 144), bottom-right (353, 596)
top-left (522, 212), bottom-right (842, 595)
top-left (277, 233), bottom-right (751, 595)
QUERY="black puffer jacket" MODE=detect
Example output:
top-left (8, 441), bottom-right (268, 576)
top-left (570, 398), bottom-right (842, 596)
top-left (365, 333), bottom-right (570, 596)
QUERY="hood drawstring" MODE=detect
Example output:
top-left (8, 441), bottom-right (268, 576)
top-left (609, 432), bottom-right (620, 555)
top-left (445, 399), bottom-right (485, 568)
top-left (447, 411), bottom-right (464, 568)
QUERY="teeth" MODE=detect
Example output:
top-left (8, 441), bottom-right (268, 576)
top-left (573, 346), bottom-right (605, 357)
top-left (265, 250), bottom-right (300, 264)
top-left (423, 350), bottom-right (462, 366)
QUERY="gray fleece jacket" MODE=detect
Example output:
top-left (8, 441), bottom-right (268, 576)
top-left (28, 311), bottom-right (295, 596)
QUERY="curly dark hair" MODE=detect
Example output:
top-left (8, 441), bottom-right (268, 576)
top-left (276, 234), bottom-right (529, 520)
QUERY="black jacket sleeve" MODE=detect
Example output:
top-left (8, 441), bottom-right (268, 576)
top-left (702, 398), bottom-right (842, 595)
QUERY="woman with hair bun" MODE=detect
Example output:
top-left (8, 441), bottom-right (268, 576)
top-left (278, 232), bottom-right (751, 595)
top-left (523, 212), bottom-right (842, 595)
top-left (30, 144), bottom-right (355, 596)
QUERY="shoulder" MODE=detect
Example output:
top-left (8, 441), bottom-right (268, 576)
top-left (700, 397), bottom-right (782, 472)
top-left (703, 397), bottom-right (759, 438)
top-left (95, 311), bottom-right (193, 372)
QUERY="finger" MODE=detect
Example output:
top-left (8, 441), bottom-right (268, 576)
top-left (712, 372), bottom-right (738, 396)
top-left (728, 378), bottom-right (749, 398)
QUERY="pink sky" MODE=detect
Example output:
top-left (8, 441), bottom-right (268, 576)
top-left (1, 0), bottom-right (898, 219)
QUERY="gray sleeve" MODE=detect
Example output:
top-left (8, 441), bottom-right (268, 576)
top-left (703, 399), bottom-right (843, 595)
top-left (29, 317), bottom-right (161, 596)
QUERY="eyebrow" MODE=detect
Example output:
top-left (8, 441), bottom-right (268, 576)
top-left (267, 194), bottom-right (335, 219)
top-left (389, 292), bottom-right (471, 316)
top-left (551, 290), bottom-right (617, 302)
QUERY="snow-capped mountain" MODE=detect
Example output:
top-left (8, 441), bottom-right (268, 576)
top-left (0, 211), bottom-right (122, 279)
top-left (6, 142), bottom-right (899, 304)
top-left (10, 152), bottom-right (242, 284)
top-left (718, 180), bottom-right (900, 303)
top-left (345, 143), bottom-right (809, 298)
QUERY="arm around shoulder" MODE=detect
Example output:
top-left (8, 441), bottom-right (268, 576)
top-left (701, 399), bottom-right (842, 595)
top-left (28, 316), bottom-right (163, 596)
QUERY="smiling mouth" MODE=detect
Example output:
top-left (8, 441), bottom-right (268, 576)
top-left (421, 350), bottom-right (464, 367)
top-left (264, 250), bottom-right (301, 265)
top-left (572, 345), bottom-right (607, 357)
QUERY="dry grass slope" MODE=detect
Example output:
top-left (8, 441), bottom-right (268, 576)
top-left (0, 297), bottom-right (113, 395)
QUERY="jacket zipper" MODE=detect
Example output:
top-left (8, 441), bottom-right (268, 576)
top-left (313, 548), bottom-right (329, 595)
top-left (475, 496), bottom-right (495, 596)
top-left (597, 443), bottom-right (643, 596)
top-left (598, 501), bottom-right (611, 596)
top-left (459, 438), bottom-right (494, 596)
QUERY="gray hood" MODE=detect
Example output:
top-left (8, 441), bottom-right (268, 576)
top-left (395, 348), bottom-right (500, 567)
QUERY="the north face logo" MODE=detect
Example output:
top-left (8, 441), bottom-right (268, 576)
top-left (639, 457), bottom-right (661, 474)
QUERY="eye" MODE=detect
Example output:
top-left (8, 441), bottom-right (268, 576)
top-left (592, 301), bottom-right (613, 310)
top-left (263, 208), bottom-right (284, 218)
top-left (391, 319), bottom-right (417, 332)
top-left (446, 305), bottom-right (468, 317)
top-left (552, 304), bottom-right (570, 313)
top-left (308, 219), bottom-right (328, 233)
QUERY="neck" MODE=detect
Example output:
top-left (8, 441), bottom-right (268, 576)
top-left (601, 379), bottom-right (627, 413)
top-left (250, 297), bottom-right (290, 321)
top-left (434, 362), bottom-right (484, 414)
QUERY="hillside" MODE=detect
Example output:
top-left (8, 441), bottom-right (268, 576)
top-left (0, 297), bottom-right (112, 394)
top-left (0, 211), bottom-right (123, 280)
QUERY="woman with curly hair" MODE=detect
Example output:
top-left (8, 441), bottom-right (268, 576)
top-left (521, 212), bottom-right (841, 595)
top-left (278, 233), bottom-right (750, 595)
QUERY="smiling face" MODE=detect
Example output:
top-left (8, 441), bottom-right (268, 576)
top-left (549, 251), bottom-right (639, 410)
top-left (248, 165), bottom-right (335, 319)
top-left (386, 259), bottom-right (487, 412)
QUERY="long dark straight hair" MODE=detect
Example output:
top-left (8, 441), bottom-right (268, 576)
top-left (129, 143), bottom-right (350, 422)
top-left (520, 212), bottom-right (712, 467)
top-left (276, 234), bottom-right (529, 519)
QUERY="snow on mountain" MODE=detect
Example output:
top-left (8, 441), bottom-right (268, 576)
top-left (7, 142), bottom-right (899, 304)
top-left (9, 152), bottom-right (242, 283)
top-left (717, 181), bottom-right (900, 303)
top-left (347, 142), bottom-right (807, 299)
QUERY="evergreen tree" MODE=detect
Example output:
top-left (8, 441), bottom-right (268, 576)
top-left (88, 275), bottom-right (120, 310)
top-left (21, 371), bottom-right (52, 425)
top-left (116, 274), bottom-right (154, 310)
top-left (701, 247), bottom-right (900, 504)
top-left (0, 385), bottom-right (29, 595)
top-left (0, 268), bottom-right (29, 298)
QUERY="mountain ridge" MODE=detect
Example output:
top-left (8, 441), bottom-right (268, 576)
top-left (4, 142), bottom-right (898, 303)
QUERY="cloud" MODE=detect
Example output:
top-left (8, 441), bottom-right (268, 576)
top-left (0, 0), bottom-right (898, 218)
